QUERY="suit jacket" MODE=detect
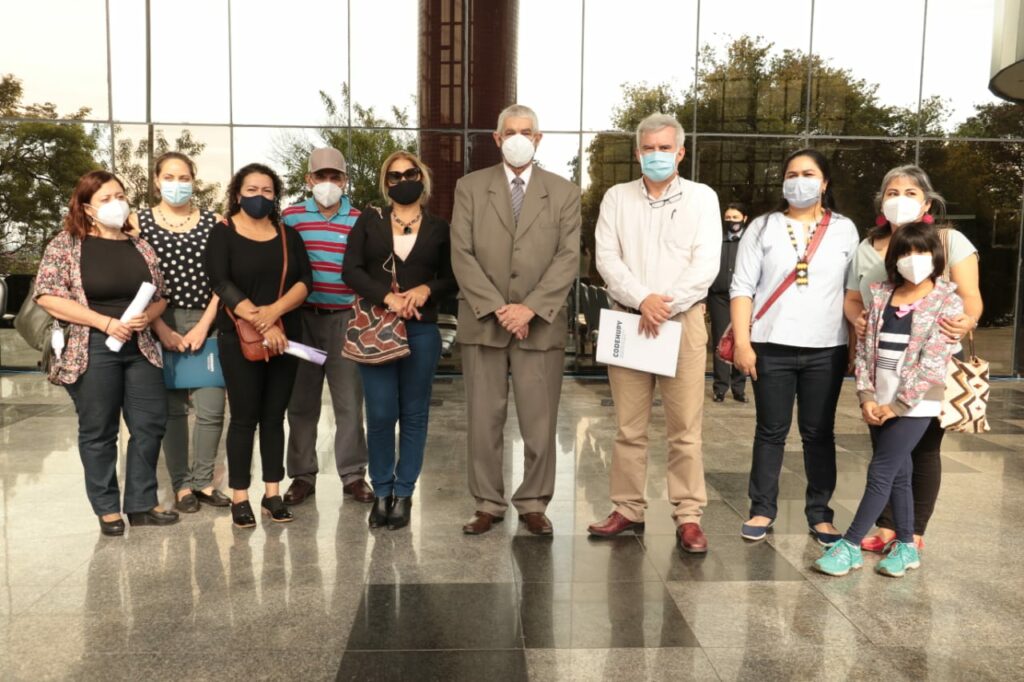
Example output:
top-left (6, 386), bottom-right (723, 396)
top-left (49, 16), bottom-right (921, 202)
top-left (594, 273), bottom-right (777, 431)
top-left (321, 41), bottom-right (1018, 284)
top-left (342, 206), bottom-right (457, 323)
top-left (450, 163), bottom-right (581, 351)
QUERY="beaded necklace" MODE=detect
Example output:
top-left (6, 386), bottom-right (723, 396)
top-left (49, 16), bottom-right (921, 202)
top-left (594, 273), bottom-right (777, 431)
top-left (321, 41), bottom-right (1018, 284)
top-left (784, 217), bottom-right (818, 287)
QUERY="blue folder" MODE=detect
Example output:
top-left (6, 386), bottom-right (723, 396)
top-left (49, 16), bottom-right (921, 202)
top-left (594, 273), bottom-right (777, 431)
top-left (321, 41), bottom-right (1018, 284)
top-left (163, 338), bottom-right (225, 389)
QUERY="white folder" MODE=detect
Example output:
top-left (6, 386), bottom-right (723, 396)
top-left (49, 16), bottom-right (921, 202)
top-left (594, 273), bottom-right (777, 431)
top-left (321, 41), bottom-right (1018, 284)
top-left (595, 309), bottom-right (682, 377)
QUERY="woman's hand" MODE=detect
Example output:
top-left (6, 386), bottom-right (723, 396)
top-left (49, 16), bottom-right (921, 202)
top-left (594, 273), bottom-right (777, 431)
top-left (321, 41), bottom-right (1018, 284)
top-left (125, 313), bottom-right (151, 333)
top-left (181, 322), bottom-right (211, 352)
top-left (384, 292), bottom-right (407, 313)
top-left (250, 304), bottom-right (281, 336)
top-left (861, 400), bottom-right (881, 426)
top-left (106, 318), bottom-right (133, 344)
top-left (734, 343), bottom-right (758, 381)
top-left (155, 324), bottom-right (186, 352)
top-left (403, 284), bottom-right (431, 309)
top-left (939, 313), bottom-right (974, 343)
top-left (261, 324), bottom-right (287, 355)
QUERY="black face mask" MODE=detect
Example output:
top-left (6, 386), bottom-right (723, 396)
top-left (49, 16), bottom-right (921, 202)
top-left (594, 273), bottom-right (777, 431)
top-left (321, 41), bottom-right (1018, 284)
top-left (724, 220), bottom-right (744, 233)
top-left (240, 194), bottom-right (274, 220)
top-left (388, 180), bottom-right (424, 206)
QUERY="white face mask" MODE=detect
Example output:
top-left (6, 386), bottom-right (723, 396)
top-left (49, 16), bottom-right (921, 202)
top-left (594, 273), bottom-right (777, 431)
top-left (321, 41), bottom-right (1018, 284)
top-left (882, 195), bottom-right (924, 226)
top-left (91, 200), bottom-right (130, 229)
top-left (896, 253), bottom-right (934, 285)
top-left (782, 176), bottom-right (822, 209)
top-left (501, 133), bottom-right (536, 168)
top-left (311, 181), bottom-right (343, 207)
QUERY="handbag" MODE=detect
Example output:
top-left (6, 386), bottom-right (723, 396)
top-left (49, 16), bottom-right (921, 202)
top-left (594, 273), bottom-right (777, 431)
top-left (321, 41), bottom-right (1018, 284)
top-left (939, 333), bottom-right (990, 433)
top-left (342, 253), bottom-right (411, 365)
top-left (224, 219), bottom-right (288, 362)
top-left (14, 277), bottom-right (68, 371)
top-left (716, 211), bottom-right (832, 363)
top-left (163, 337), bottom-right (225, 389)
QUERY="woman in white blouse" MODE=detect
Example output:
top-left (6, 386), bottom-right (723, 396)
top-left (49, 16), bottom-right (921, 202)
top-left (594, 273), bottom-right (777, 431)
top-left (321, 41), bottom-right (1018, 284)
top-left (729, 149), bottom-right (860, 545)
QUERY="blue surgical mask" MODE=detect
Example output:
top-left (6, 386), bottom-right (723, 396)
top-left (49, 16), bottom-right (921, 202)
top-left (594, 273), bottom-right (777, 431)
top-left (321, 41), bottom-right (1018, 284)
top-left (639, 151), bottom-right (677, 182)
top-left (160, 180), bottom-right (193, 207)
top-left (782, 177), bottom-right (822, 209)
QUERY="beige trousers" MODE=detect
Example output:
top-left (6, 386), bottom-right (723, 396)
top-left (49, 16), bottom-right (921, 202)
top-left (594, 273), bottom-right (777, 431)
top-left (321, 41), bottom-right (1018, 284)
top-left (462, 343), bottom-right (565, 516)
top-left (607, 304), bottom-right (709, 525)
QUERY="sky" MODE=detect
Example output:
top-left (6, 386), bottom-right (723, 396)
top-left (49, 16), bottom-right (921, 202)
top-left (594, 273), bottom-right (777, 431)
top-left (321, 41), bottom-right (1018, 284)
top-left (0, 0), bottom-right (1008, 198)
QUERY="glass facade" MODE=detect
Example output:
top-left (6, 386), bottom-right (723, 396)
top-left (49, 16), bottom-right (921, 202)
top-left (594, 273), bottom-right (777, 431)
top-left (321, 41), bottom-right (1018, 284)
top-left (1, 0), bottom-right (1022, 374)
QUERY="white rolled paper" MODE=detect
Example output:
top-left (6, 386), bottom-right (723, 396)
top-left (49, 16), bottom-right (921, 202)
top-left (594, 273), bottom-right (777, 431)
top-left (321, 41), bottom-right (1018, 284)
top-left (105, 281), bottom-right (158, 352)
top-left (283, 340), bottom-right (328, 365)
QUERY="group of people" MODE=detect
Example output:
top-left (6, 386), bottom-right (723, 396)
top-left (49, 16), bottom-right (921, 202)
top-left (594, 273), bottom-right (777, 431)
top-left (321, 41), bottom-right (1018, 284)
top-left (34, 103), bottom-right (981, 579)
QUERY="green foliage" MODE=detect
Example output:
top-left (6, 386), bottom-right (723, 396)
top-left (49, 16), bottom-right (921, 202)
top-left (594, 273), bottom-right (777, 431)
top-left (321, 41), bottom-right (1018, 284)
top-left (274, 83), bottom-right (417, 211)
top-left (104, 127), bottom-right (222, 213)
top-left (0, 74), bottom-right (99, 273)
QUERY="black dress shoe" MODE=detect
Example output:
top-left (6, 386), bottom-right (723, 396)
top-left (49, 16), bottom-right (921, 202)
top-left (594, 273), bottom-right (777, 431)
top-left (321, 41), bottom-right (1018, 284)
top-left (261, 495), bottom-right (293, 523)
top-left (368, 496), bottom-right (393, 529)
top-left (387, 497), bottom-right (412, 530)
top-left (732, 392), bottom-right (748, 403)
top-left (175, 493), bottom-right (200, 513)
top-left (99, 517), bottom-right (125, 536)
top-left (127, 508), bottom-right (180, 526)
top-left (193, 488), bottom-right (231, 507)
top-left (231, 500), bottom-right (256, 528)
top-left (712, 393), bottom-right (725, 403)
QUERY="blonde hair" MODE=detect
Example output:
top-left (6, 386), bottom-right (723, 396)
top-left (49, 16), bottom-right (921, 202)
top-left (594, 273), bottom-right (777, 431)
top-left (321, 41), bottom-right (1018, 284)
top-left (379, 150), bottom-right (432, 205)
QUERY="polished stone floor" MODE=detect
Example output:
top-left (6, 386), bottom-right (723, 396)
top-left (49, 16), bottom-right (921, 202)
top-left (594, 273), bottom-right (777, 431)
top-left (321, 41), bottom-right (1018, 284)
top-left (0, 372), bottom-right (1022, 681)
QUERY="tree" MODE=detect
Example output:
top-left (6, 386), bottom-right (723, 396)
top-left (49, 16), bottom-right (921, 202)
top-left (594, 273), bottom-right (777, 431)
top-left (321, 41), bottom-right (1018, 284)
top-left (0, 74), bottom-right (99, 274)
top-left (579, 36), bottom-right (937, 280)
top-left (274, 84), bottom-right (417, 211)
top-left (105, 126), bottom-right (222, 212)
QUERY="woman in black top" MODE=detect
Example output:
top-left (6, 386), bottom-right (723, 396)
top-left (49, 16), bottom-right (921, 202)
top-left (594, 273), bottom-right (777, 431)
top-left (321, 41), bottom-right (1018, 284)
top-left (130, 152), bottom-right (229, 513)
top-left (708, 202), bottom-right (749, 403)
top-left (343, 151), bottom-right (458, 530)
top-left (205, 163), bottom-right (313, 528)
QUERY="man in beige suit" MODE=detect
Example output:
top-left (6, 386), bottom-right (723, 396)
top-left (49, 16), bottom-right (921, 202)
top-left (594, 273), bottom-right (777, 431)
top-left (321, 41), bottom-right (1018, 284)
top-left (451, 104), bottom-right (581, 536)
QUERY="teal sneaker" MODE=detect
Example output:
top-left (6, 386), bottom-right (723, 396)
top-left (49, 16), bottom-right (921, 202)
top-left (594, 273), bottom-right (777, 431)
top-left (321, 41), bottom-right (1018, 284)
top-left (876, 541), bottom-right (921, 578)
top-left (813, 538), bottom-right (863, 576)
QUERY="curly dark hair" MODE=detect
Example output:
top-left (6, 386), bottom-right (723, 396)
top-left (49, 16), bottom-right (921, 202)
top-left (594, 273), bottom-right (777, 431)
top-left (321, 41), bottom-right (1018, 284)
top-left (226, 163), bottom-right (284, 226)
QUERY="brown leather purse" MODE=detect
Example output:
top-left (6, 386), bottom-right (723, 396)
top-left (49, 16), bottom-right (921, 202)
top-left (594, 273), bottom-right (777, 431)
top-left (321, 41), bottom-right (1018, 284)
top-left (225, 219), bottom-right (288, 362)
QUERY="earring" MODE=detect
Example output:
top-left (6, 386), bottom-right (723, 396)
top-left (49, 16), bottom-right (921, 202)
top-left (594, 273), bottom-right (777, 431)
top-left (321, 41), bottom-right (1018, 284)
top-left (922, 214), bottom-right (934, 224)
top-left (875, 215), bottom-right (887, 226)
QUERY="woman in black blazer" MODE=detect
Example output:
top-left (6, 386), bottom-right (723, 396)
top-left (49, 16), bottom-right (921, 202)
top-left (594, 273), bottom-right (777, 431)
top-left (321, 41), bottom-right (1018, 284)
top-left (342, 150), bottom-right (458, 530)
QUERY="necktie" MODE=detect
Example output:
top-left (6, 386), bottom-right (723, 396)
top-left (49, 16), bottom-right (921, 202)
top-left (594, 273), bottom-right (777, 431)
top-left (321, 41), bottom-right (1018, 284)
top-left (511, 177), bottom-right (525, 224)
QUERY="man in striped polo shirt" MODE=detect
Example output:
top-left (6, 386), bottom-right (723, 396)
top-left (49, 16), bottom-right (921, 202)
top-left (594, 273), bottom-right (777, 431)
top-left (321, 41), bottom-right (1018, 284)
top-left (283, 147), bottom-right (372, 505)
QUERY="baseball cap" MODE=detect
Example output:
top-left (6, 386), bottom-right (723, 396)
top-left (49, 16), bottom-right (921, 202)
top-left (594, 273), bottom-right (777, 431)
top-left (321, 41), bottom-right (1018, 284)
top-left (309, 148), bottom-right (347, 174)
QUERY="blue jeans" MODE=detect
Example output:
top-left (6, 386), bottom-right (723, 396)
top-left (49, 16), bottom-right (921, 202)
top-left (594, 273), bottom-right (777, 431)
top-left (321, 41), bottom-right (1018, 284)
top-left (845, 416), bottom-right (932, 545)
top-left (748, 343), bottom-right (847, 525)
top-left (358, 321), bottom-right (441, 498)
top-left (65, 331), bottom-right (168, 515)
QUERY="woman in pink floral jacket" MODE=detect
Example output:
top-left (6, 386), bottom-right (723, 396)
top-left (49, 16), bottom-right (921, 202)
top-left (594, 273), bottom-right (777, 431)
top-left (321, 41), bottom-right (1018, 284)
top-left (35, 170), bottom-right (178, 536)
top-left (814, 223), bottom-right (962, 579)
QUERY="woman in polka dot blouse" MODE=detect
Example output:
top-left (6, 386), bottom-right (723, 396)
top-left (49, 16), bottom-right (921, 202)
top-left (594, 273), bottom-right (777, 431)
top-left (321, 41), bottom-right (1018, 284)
top-left (128, 152), bottom-right (229, 514)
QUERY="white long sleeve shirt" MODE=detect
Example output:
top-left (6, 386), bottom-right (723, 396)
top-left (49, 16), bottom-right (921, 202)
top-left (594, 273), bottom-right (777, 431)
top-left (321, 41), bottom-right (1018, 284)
top-left (594, 177), bottom-right (722, 316)
top-left (729, 211), bottom-right (860, 347)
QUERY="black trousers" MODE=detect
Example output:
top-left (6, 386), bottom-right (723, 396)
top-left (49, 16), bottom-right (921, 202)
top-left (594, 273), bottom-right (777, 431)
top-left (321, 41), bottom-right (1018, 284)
top-left (748, 343), bottom-right (847, 525)
top-left (873, 417), bottom-right (944, 535)
top-left (707, 292), bottom-right (747, 397)
top-left (219, 330), bottom-right (299, 490)
top-left (65, 331), bottom-right (167, 515)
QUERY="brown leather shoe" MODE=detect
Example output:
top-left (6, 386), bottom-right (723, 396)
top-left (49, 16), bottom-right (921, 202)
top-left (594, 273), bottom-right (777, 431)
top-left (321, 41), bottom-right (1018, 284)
top-left (343, 479), bottom-right (374, 503)
top-left (677, 522), bottom-right (708, 554)
top-left (520, 512), bottom-right (553, 536)
top-left (462, 512), bottom-right (503, 535)
top-left (588, 511), bottom-right (644, 537)
top-left (283, 479), bottom-right (315, 506)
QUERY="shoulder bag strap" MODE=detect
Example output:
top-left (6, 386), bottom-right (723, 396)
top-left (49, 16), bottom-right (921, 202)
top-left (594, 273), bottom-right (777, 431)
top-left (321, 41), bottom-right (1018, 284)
top-left (752, 210), bottom-right (833, 322)
top-left (277, 223), bottom-right (288, 299)
top-left (938, 227), bottom-right (951, 281)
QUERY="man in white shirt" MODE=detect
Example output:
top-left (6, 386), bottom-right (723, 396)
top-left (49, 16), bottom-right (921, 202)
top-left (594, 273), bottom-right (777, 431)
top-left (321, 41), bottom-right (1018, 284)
top-left (589, 113), bottom-right (721, 553)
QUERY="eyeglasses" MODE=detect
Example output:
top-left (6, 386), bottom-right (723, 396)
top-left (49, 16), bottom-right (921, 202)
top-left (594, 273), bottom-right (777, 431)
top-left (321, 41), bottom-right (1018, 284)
top-left (385, 168), bottom-right (422, 185)
top-left (648, 192), bottom-right (682, 209)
